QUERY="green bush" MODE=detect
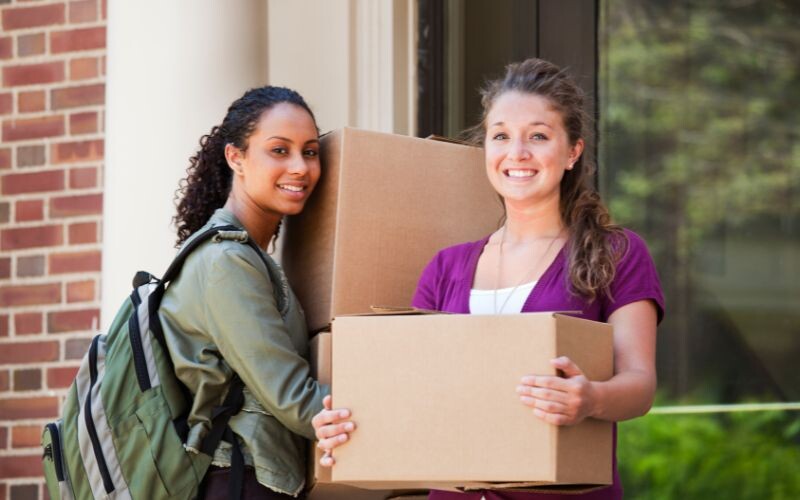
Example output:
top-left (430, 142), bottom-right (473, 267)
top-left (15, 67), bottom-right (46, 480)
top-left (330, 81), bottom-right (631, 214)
top-left (618, 410), bottom-right (800, 499)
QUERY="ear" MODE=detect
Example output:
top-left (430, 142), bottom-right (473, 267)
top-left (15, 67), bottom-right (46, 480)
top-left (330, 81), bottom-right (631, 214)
top-left (567, 138), bottom-right (584, 170)
top-left (225, 143), bottom-right (245, 175)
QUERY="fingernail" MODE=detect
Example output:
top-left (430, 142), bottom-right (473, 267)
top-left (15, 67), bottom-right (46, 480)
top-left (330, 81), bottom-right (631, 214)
top-left (338, 433), bottom-right (348, 442)
top-left (344, 422), bottom-right (354, 431)
top-left (339, 410), bottom-right (350, 418)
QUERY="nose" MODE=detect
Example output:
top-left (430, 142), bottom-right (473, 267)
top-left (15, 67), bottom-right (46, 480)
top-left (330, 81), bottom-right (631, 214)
top-left (287, 152), bottom-right (310, 176)
top-left (508, 138), bottom-right (531, 162)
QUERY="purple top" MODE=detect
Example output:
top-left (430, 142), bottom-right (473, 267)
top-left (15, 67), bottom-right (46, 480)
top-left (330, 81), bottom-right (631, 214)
top-left (412, 229), bottom-right (664, 500)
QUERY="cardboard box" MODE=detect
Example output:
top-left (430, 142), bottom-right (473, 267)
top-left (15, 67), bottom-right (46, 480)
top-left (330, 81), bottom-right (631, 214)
top-left (282, 127), bottom-right (503, 332)
top-left (329, 312), bottom-right (614, 491)
top-left (307, 333), bottom-right (426, 500)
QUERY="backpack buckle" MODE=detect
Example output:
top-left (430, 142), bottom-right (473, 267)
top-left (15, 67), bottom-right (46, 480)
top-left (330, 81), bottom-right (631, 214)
top-left (212, 230), bottom-right (249, 243)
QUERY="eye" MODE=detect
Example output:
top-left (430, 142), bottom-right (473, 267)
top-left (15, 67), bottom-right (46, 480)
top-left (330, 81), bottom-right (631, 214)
top-left (492, 132), bottom-right (508, 141)
top-left (271, 146), bottom-right (288, 155)
top-left (303, 149), bottom-right (319, 158)
top-left (532, 133), bottom-right (548, 141)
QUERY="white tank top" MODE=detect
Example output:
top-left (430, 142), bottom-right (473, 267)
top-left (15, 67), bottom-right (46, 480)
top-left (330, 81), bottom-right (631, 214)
top-left (469, 281), bottom-right (537, 315)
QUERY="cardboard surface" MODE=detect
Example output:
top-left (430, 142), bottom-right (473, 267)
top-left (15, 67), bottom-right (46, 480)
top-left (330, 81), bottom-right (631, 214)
top-left (308, 332), bottom-right (427, 499)
top-left (282, 128), bottom-right (503, 331)
top-left (329, 313), bottom-right (614, 489)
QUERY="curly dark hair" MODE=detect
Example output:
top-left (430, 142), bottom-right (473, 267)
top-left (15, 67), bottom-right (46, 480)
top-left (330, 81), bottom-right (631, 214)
top-left (173, 86), bottom-right (317, 246)
top-left (465, 58), bottom-right (626, 302)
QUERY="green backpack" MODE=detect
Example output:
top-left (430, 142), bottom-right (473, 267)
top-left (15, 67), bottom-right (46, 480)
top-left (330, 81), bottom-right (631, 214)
top-left (41, 225), bottom-right (272, 499)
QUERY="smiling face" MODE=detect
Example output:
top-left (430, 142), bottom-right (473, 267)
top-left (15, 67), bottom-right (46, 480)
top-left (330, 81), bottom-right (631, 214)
top-left (226, 102), bottom-right (321, 219)
top-left (484, 91), bottom-right (583, 209)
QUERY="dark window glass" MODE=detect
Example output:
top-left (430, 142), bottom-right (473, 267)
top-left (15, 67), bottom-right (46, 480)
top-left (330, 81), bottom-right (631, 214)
top-left (599, 0), bottom-right (800, 404)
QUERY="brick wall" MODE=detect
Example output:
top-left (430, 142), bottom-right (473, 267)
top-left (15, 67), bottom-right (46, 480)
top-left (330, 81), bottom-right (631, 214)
top-left (0, 0), bottom-right (106, 498)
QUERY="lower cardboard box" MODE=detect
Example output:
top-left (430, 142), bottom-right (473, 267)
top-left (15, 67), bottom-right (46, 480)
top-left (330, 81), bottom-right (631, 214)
top-left (316, 312), bottom-right (614, 493)
top-left (308, 332), bottom-right (428, 499)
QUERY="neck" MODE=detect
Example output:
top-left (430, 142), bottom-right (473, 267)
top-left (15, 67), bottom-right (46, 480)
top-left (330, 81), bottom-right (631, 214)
top-left (223, 195), bottom-right (280, 251)
top-left (502, 195), bottom-right (565, 242)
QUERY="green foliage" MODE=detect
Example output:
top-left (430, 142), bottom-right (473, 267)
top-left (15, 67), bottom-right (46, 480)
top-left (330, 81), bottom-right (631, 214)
top-left (618, 410), bottom-right (800, 499)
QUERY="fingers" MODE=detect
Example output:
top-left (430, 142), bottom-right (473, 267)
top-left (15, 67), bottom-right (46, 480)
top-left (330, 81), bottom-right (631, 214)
top-left (312, 407), bottom-right (351, 430)
top-left (320, 450), bottom-right (335, 467)
top-left (323, 394), bottom-right (332, 411)
top-left (316, 421), bottom-right (356, 440)
top-left (317, 430), bottom-right (351, 453)
top-left (551, 356), bottom-right (584, 378)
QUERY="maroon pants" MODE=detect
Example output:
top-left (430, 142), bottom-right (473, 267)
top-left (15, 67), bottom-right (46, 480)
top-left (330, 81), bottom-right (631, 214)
top-left (202, 466), bottom-right (306, 500)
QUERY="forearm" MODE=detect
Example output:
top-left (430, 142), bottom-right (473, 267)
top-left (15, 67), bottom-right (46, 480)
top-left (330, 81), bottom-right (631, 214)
top-left (590, 368), bottom-right (655, 422)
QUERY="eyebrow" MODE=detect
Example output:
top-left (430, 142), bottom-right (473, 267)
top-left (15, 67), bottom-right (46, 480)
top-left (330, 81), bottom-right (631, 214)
top-left (266, 136), bottom-right (320, 145)
top-left (489, 121), bottom-right (553, 129)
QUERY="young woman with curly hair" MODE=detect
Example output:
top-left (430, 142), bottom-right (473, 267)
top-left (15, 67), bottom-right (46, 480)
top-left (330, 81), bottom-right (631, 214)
top-left (161, 86), bottom-right (330, 499)
top-left (314, 58), bottom-right (664, 500)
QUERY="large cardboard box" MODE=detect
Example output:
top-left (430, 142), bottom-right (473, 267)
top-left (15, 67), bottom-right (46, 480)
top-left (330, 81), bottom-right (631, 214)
top-left (282, 127), bottom-right (503, 332)
top-left (329, 313), bottom-right (614, 492)
top-left (308, 333), bottom-right (426, 500)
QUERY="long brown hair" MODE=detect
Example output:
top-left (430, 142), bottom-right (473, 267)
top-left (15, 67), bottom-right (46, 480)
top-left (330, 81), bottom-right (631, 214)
top-left (467, 58), bottom-right (625, 302)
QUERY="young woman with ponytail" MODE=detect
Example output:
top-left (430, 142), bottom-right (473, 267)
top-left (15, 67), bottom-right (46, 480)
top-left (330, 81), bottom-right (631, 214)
top-left (314, 59), bottom-right (665, 500)
top-left (161, 86), bottom-right (330, 499)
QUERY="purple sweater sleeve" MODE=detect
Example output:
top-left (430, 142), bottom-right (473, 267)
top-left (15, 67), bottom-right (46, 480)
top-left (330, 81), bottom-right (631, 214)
top-left (602, 229), bottom-right (665, 323)
top-left (412, 251), bottom-right (443, 310)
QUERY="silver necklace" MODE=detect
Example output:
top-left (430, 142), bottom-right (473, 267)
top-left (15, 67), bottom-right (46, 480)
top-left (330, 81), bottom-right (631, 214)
top-left (494, 226), bottom-right (564, 314)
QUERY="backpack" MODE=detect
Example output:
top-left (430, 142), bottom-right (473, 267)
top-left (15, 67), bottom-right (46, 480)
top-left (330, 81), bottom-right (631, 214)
top-left (41, 225), bottom-right (274, 500)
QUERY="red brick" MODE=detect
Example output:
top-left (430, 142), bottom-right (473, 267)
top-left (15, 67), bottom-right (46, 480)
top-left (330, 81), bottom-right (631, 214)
top-left (10, 483), bottom-right (38, 500)
top-left (70, 0), bottom-right (98, 23)
top-left (17, 255), bottom-right (45, 278)
top-left (51, 27), bottom-right (105, 54)
top-left (14, 313), bottom-right (42, 335)
top-left (48, 308), bottom-right (99, 333)
top-left (51, 83), bottom-right (104, 109)
top-left (0, 37), bottom-right (12, 60)
top-left (13, 368), bottom-right (41, 391)
top-left (0, 371), bottom-right (7, 391)
top-left (0, 283), bottom-right (61, 307)
top-left (49, 250), bottom-right (101, 273)
top-left (69, 56), bottom-right (98, 80)
top-left (15, 199), bottom-right (44, 222)
top-left (0, 427), bottom-right (6, 449)
top-left (0, 454), bottom-right (45, 479)
top-left (67, 279), bottom-right (94, 302)
top-left (69, 166), bottom-right (96, 188)
top-left (0, 93), bottom-right (11, 115)
top-left (17, 90), bottom-right (45, 113)
top-left (16, 145), bottom-right (45, 167)
top-left (2, 62), bottom-right (64, 87)
top-left (47, 366), bottom-right (79, 389)
top-left (17, 33), bottom-right (45, 57)
top-left (11, 426), bottom-right (41, 448)
top-left (0, 258), bottom-right (9, 279)
top-left (65, 337), bottom-right (91, 359)
top-left (0, 225), bottom-right (62, 251)
top-left (68, 221), bottom-right (97, 244)
top-left (50, 193), bottom-right (102, 217)
top-left (0, 202), bottom-right (8, 223)
top-left (1, 170), bottom-right (63, 195)
top-left (1, 116), bottom-right (64, 142)
top-left (2, 4), bottom-right (65, 31)
top-left (0, 148), bottom-right (10, 169)
top-left (69, 111), bottom-right (97, 135)
top-left (0, 342), bottom-right (59, 365)
top-left (51, 139), bottom-right (103, 163)
top-left (0, 316), bottom-right (7, 337)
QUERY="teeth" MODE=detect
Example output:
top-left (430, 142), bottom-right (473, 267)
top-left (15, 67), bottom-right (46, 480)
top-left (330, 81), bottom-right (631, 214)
top-left (279, 184), bottom-right (304, 192)
top-left (506, 169), bottom-right (535, 178)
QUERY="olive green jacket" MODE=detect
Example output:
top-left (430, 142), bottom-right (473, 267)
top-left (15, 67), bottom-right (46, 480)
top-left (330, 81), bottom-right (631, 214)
top-left (159, 209), bottom-right (328, 496)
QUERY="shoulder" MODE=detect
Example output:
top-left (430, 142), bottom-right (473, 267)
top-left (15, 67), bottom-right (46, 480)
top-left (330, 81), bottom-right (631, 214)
top-left (613, 228), bottom-right (654, 264)
top-left (424, 237), bottom-right (488, 276)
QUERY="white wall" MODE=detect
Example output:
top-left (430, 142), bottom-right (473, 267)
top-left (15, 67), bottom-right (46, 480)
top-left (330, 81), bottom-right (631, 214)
top-left (102, 0), bottom-right (268, 327)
